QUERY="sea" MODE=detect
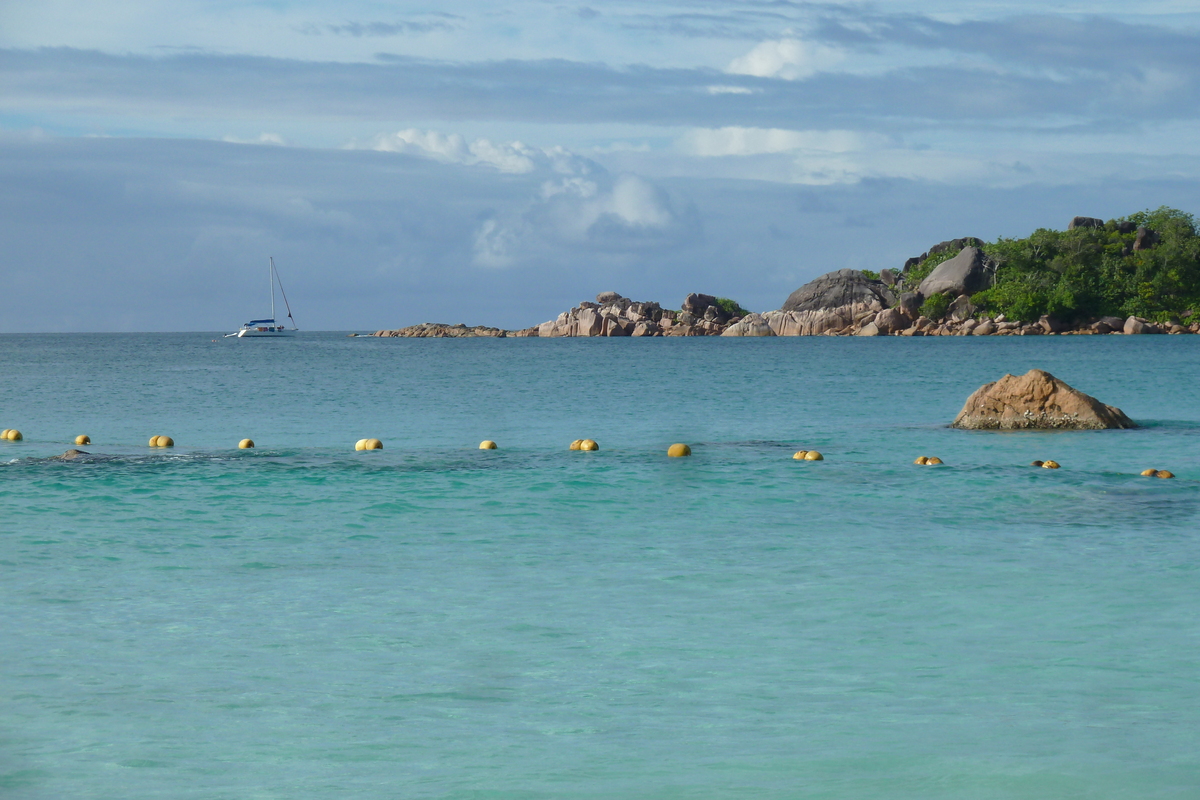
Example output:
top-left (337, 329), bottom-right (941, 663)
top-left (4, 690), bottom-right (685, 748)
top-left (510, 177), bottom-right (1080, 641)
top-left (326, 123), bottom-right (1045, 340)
top-left (2, 332), bottom-right (1198, 799)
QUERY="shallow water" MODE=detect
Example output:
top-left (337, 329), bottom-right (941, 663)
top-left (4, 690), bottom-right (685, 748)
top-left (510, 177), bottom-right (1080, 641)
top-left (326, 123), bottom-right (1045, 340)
top-left (2, 333), bottom-right (1199, 799)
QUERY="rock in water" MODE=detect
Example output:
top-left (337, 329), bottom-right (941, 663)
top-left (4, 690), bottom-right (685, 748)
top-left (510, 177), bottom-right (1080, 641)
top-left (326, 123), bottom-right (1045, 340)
top-left (952, 369), bottom-right (1136, 430)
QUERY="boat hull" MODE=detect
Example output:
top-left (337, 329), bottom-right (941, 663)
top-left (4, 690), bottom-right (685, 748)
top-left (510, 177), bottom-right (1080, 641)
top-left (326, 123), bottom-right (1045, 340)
top-left (231, 330), bottom-right (294, 338)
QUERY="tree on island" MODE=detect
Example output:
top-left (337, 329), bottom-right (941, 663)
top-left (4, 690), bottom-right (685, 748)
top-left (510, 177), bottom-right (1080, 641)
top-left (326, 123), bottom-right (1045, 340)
top-left (904, 207), bottom-right (1200, 323)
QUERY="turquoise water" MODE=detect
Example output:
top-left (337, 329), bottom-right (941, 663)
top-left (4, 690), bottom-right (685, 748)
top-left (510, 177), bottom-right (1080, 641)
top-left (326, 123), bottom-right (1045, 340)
top-left (2, 333), bottom-right (1199, 799)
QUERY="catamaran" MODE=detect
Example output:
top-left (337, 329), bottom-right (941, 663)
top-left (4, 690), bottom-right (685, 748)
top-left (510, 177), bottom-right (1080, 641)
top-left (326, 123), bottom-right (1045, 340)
top-left (225, 257), bottom-right (299, 338)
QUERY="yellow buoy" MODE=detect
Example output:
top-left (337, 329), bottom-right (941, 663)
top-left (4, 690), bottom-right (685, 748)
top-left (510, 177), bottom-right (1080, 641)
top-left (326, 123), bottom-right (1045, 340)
top-left (569, 439), bottom-right (584, 451)
top-left (7, 429), bottom-right (22, 441)
top-left (1156, 470), bottom-right (1175, 479)
top-left (239, 439), bottom-right (255, 449)
top-left (157, 436), bottom-right (174, 447)
top-left (793, 450), bottom-right (809, 460)
top-left (913, 456), bottom-right (928, 465)
top-left (75, 434), bottom-right (91, 445)
top-left (149, 436), bottom-right (161, 447)
top-left (354, 439), bottom-right (368, 451)
top-left (667, 443), bottom-right (691, 457)
top-left (1030, 460), bottom-right (1044, 467)
top-left (364, 438), bottom-right (383, 450)
top-left (1, 429), bottom-right (9, 439)
top-left (926, 456), bottom-right (943, 465)
top-left (804, 451), bottom-right (823, 461)
top-left (580, 439), bottom-right (599, 451)
top-left (479, 440), bottom-right (497, 450)
top-left (1140, 468), bottom-right (1157, 477)
top-left (1042, 460), bottom-right (1060, 469)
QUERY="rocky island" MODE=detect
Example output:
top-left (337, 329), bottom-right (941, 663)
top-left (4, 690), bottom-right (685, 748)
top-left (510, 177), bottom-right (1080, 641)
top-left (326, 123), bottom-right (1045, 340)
top-left (372, 207), bottom-right (1200, 338)
top-left (952, 369), bottom-right (1136, 430)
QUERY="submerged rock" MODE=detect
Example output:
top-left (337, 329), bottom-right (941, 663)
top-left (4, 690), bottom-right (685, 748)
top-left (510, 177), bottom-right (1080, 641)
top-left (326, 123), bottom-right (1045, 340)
top-left (951, 369), bottom-right (1136, 430)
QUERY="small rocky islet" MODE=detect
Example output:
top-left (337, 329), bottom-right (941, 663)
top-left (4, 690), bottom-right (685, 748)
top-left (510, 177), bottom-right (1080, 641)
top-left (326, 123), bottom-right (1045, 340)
top-left (373, 211), bottom-right (1200, 338)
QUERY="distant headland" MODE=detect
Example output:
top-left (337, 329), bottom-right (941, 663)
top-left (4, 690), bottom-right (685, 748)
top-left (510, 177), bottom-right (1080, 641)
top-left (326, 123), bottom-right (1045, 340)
top-left (372, 207), bottom-right (1200, 338)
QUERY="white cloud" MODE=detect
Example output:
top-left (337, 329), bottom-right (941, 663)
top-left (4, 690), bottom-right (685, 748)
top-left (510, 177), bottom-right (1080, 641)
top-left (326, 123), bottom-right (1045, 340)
top-left (471, 172), bottom-right (697, 266)
top-left (221, 132), bottom-right (288, 146)
top-left (360, 128), bottom-right (692, 265)
top-left (726, 38), bottom-right (845, 80)
top-left (607, 174), bottom-right (674, 227)
top-left (679, 127), bottom-right (887, 157)
top-left (664, 126), bottom-right (1013, 186)
top-left (363, 128), bottom-right (536, 172)
top-left (533, 174), bottom-right (682, 240)
top-left (472, 218), bottom-right (517, 268)
top-left (356, 128), bottom-right (597, 175)
top-left (705, 85), bottom-right (758, 95)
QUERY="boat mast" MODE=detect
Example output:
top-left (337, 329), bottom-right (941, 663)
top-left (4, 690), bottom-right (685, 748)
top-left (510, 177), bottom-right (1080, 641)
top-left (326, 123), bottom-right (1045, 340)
top-left (270, 257), bottom-right (277, 325)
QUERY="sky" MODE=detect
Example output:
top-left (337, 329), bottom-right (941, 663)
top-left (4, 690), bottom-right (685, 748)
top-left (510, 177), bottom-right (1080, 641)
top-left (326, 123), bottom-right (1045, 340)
top-left (3, 1), bottom-right (1200, 331)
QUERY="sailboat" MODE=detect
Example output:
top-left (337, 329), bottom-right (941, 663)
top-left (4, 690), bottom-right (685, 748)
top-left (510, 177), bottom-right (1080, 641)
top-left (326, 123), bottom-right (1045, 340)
top-left (225, 257), bottom-right (299, 338)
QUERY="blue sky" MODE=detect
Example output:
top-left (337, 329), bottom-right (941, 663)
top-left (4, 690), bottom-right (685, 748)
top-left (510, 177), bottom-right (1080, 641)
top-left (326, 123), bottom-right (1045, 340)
top-left (3, 0), bottom-right (1200, 330)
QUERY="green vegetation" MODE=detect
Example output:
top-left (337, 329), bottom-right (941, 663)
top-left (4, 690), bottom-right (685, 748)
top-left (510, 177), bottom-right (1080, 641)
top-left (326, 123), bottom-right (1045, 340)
top-left (715, 297), bottom-right (751, 317)
top-left (859, 269), bottom-right (880, 281)
top-left (905, 207), bottom-right (1200, 322)
top-left (919, 292), bottom-right (951, 321)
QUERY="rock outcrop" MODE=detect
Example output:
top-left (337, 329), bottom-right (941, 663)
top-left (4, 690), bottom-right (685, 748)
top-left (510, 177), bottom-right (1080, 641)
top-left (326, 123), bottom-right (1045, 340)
top-left (373, 323), bottom-right (508, 338)
top-left (928, 237), bottom-right (984, 256)
top-left (1133, 226), bottom-right (1160, 252)
top-left (918, 247), bottom-right (991, 298)
top-left (720, 313), bottom-right (775, 336)
top-left (537, 292), bottom-right (734, 337)
top-left (1068, 216), bottom-right (1104, 230)
top-left (1123, 316), bottom-right (1163, 334)
top-left (951, 369), bottom-right (1136, 430)
top-left (760, 301), bottom-right (880, 336)
top-left (781, 270), bottom-right (895, 313)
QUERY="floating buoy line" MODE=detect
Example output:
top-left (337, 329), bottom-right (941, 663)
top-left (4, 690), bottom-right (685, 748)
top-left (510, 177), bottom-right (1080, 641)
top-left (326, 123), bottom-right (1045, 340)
top-left (0, 427), bottom-right (1188, 478)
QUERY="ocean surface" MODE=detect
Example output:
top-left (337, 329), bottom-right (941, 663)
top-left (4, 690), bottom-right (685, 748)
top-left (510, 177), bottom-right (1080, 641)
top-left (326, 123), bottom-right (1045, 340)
top-left (2, 332), bottom-right (1198, 800)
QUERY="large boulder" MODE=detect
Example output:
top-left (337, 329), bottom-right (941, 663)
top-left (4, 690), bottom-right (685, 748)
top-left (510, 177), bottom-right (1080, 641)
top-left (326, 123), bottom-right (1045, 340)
top-left (1068, 216), bottom-right (1104, 230)
top-left (1133, 226), bottom-right (1160, 252)
top-left (762, 306), bottom-right (859, 336)
top-left (898, 292), bottom-right (922, 320)
top-left (720, 313), bottom-right (775, 337)
top-left (874, 307), bottom-right (909, 335)
top-left (948, 294), bottom-right (975, 322)
top-left (683, 293), bottom-right (718, 314)
top-left (782, 269), bottom-right (895, 313)
top-left (928, 237), bottom-right (983, 256)
top-left (1039, 315), bottom-right (1066, 334)
top-left (573, 308), bottom-right (603, 336)
top-left (951, 369), bottom-right (1136, 430)
top-left (918, 247), bottom-right (990, 299)
top-left (1124, 316), bottom-right (1162, 335)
